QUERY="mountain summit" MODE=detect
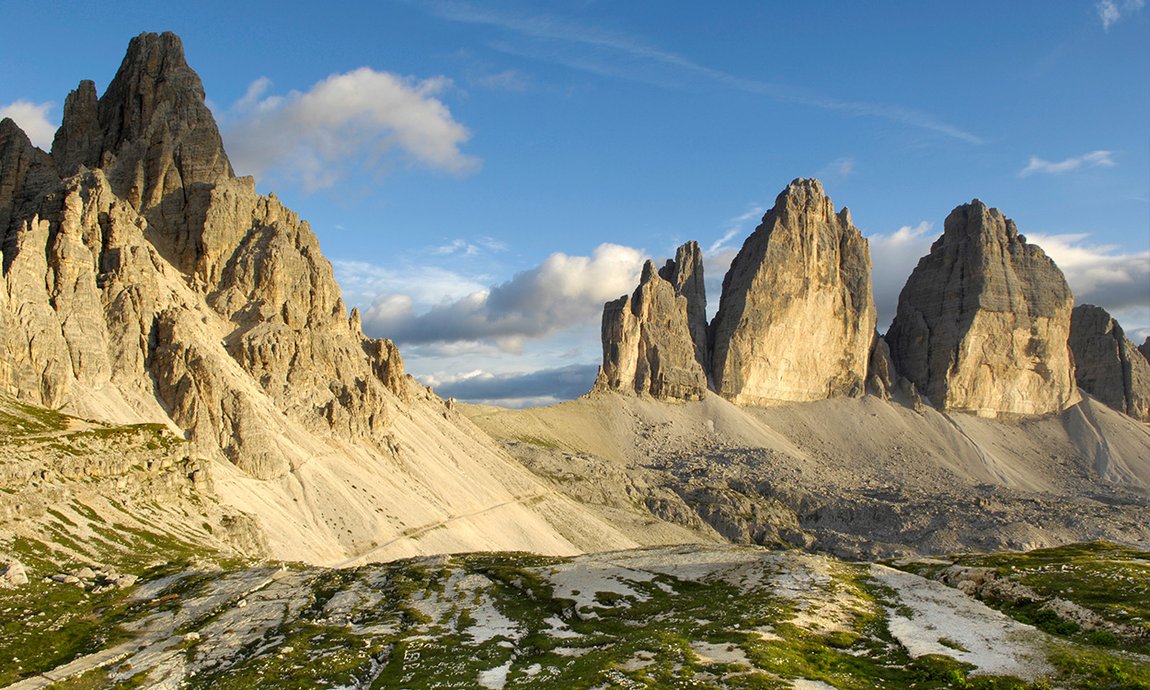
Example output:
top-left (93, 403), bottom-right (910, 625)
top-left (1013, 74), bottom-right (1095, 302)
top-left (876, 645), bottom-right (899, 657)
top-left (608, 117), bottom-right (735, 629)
top-left (0, 32), bottom-right (637, 563)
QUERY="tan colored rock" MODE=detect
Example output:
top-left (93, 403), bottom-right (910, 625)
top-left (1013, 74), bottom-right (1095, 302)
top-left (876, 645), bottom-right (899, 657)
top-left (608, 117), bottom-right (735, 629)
top-left (1069, 304), bottom-right (1150, 421)
top-left (710, 179), bottom-right (876, 404)
top-left (658, 240), bottom-right (708, 370)
top-left (885, 201), bottom-right (1076, 417)
top-left (595, 257), bottom-right (708, 400)
top-left (0, 118), bottom-right (58, 237)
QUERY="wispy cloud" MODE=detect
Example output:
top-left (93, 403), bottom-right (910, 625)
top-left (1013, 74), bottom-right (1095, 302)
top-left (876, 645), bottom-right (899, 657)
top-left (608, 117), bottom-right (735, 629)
top-left (1098, 0), bottom-right (1145, 29)
top-left (222, 68), bottom-right (478, 190)
top-left (1019, 150), bottom-right (1115, 177)
top-left (0, 100), bottom-right (56, 149)
top-left (418, 1), bottom-right (983, 144)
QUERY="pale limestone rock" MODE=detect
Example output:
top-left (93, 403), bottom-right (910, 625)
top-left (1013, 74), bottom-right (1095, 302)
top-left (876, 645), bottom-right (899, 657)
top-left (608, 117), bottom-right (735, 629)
top-left (867, 333), bottom-right (896, 400)
top-left (658, 240), bottom-right (708, 370)
top-left (0, 559), bottom-right (28, 588)
top-left (710, 179), bottom-right (876, 404)
top-left (0, 32), bottom-right (408, 477)
top-left (1069, 304), bottom-right (1150, 422)
top-left (885, 201), bottom-right (1076, 417)
top-left (596, 255), bottom-right (708, 400)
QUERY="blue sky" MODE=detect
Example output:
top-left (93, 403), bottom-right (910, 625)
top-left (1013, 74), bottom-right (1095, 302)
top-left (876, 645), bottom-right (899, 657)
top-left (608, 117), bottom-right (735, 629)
top-left (2, 1), bottom-right (1148, 406)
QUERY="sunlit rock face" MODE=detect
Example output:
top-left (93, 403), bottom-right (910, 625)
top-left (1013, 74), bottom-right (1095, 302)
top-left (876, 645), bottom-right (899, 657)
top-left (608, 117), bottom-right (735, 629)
top-left (709, 178), bottom-right (876, 404)
top-left (595, 244), bottom-right (709, 401)
top-left (885, 201), bottom-right (1076, 417)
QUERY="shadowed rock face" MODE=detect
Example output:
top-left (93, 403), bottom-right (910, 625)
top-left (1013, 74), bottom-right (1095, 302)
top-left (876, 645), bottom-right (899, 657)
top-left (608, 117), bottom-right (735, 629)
top-left (1140, 338), bottom-right (1150, 364)
top-left (885, 201), bottom-right (1076, 417)
top-left (709, 179), bottom-right (876, 404)
top-left (0, 32), bottom-right (408, 479)
top-left (1070, 305), bottom-right (1150, 422)
top-left (595, 247), bottom-right (709, 401)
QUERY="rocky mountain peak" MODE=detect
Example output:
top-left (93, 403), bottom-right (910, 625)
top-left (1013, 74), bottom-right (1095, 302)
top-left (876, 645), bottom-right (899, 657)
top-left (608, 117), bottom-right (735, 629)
top-left (594, 243), bottom-right (709, 400)
top-left (1069, 304), bottom-right (1150, 421)
top-left (52, 31), bottom-right (233, 210)
top-left (885, 201), bottom-right (1076, 417)
top-left (709, 178), bottom-right (876, 404)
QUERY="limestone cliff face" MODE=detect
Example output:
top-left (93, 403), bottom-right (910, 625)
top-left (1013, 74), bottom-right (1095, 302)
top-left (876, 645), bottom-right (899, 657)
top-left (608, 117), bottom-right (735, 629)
top-left (658, 241), bottom-right (708, 371)
top-left (595, 249), bottom-right (709, 401)
top-left (1140, 338), bottom-right (1150, 364)
top-left (0, 32), bottom-right (407, 479)
top-left (1069, 305), bottom-right (1150, 422)
top-left (709, 179), bottom-right (876, 404)
top-left (885, 201), bottom-right (1076, 417)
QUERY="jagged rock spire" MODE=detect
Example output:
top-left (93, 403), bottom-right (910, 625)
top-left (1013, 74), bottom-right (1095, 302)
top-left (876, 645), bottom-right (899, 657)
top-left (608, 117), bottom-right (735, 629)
top-left (595, 245), bottom-right (709, 401)
top-left (709, 178), bottom-right (876, 404)
top-left (885, 200), bottom-right (1076, 417)
top-left (51, 31), bottom-right (233, 210)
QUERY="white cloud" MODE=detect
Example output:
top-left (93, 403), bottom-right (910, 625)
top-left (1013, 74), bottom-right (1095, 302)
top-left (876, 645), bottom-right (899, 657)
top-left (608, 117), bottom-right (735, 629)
top-left (1027, 232), bottom-right (1150, 312)
top-left (359, 242), bottom-right (645, 349)
top-left (867, 221), bottom-right (936, 332)
top-left (1098, 0), bottom-right (1145, 29)
top-left (223, 68), bottom-right (478, 190)
top-left (818, 157), bottom-right (856, 179)
top-left (332, 260), bottom-right (488, 309)
top-left (1019, 150), bottom-right (1115, 177)
top-left (0, 100), bottom-right (56, 149)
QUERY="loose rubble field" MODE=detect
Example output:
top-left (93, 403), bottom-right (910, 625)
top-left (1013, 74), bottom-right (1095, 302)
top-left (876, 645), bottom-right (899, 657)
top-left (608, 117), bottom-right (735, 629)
top-left (1, 542), bottom-right (1147, 689)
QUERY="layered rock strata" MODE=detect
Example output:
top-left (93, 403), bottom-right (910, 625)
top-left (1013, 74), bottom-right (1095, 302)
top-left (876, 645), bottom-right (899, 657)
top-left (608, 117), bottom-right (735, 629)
top-left (885, 201), bottom-right (1076, 417)
top-left (0, 32), bottom-right (408, 478)
top-left (595, 245), bottom-right (708, 400)
top-left (709, 179), bottom-right (876, 404)
top-left (1069, 304), bottom-right (1150, 421)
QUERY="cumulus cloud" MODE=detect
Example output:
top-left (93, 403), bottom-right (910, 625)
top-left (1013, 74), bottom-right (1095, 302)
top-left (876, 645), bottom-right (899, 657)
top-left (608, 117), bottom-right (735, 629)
top-left (360, 243), bottom-right (646, 349)
top-left (0, 100), bottom-right (56, 149)
top-left (223, 69), bottom-right (478, 190)
top-left (1098, 0), bottom-right (1145, 29)
top-left (866, 221), bottom-right (936, 332)
top-left (1027, 232), bottom-right (1150, 312)
top-left (422, 363), bottom-right (598, 406)
top-left (1019, 150), bottom-right (1115, 177)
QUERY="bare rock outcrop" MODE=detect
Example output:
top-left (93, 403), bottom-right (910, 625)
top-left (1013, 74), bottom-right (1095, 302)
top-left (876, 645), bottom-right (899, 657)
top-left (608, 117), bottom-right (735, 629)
top-left (595, 252), bottom-right (708, 400)
top-left (1069, 304), bottom-right (1150, 421)
top-left (0, 32), bottom-right (408, 477)
top-left (1140, 338), bottom-right (1150, 364)
top-left (709, 179), bottom-right (876, 404)
top-left (658, 240), bottom-right (708, 370)
top-left (885, 201), bottom-right (1076, 417)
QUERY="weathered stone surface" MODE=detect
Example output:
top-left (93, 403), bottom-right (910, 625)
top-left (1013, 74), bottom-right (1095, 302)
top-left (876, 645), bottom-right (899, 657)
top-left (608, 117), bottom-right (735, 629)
top-left (1140, 338), bottom-right (1150, 364)
top-left (658, 240), bottom-right (708, 370)
top-left (1069, 304), bottom-right (1150, 421)
top-left (0, 118), bottom-right (59, 240)
top-left (867, 333), bottom-right (896, 400)
top-left (0, 32), bottom-right (409, 479)
top-left (595, 255), bottom-right (708, 401)
top-left (710, 179), bottom-right (876, 404)
top-left (885, 201), bottom-right (1076, 417)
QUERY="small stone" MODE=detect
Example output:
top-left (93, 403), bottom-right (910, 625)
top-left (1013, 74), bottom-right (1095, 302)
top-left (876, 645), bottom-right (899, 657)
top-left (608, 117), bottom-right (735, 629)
top-left (0, 560), bottom-right (28, 588)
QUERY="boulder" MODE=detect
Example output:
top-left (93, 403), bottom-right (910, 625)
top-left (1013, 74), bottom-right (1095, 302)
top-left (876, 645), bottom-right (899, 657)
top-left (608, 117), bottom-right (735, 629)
top-left (885, 200), bottom-right (1076, 417)
top-left (710, 179), bottom-right (876, 404)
